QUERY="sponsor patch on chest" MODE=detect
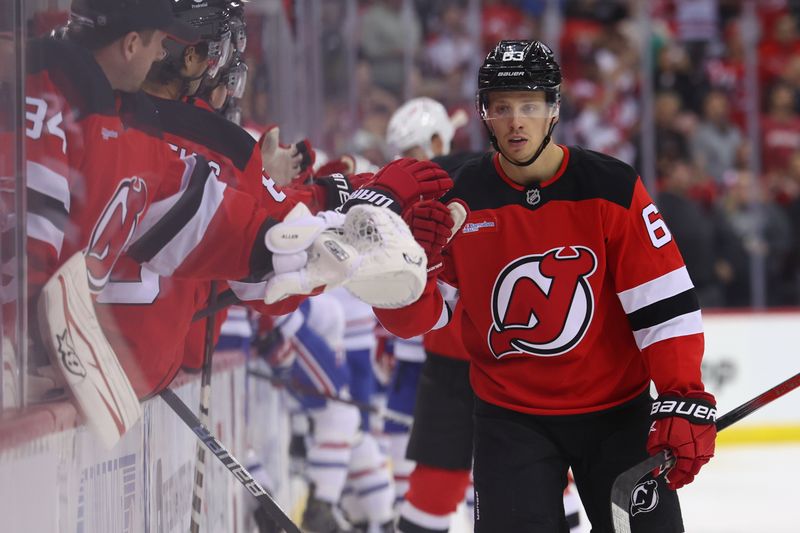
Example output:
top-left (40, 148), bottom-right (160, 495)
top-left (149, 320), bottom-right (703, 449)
top-left (461, 212), bottom-right (499, 235)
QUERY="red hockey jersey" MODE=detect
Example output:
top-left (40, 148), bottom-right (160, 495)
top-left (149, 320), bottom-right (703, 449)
top-left (423, 304), bottom-right (469, 362)
top-left (24, 38), bottom-right (279, 382)
top-left (377, 147), bottom-right (706, 415)
top-left (94, 94), bottom-right (305, 397)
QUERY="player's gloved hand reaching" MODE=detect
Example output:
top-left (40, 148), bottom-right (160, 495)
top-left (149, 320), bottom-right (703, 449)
top-left (646, 391), bottom-right (717, 490)
top-left (263, 203), bottom-right (360, 304)
top-left (342, 158), bottom-right (453, 214)
top-left (260, 126), bottom-right (315, 186)
top-left (402, 199), bottom-right (469, 277)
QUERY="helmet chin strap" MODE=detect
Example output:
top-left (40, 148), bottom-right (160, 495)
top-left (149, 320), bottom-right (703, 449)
top-left (484, 117), bottom-right (558, 167)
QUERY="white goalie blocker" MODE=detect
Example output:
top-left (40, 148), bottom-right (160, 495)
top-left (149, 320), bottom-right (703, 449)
top-left (265, 204), bottom-right (430, 309)
top-left (37, 252), bottom-right (142, 449)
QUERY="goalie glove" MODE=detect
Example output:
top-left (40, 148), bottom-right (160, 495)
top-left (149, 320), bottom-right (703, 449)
top-left (647, 391), bottom-right (717, 490)
top-left (341, 205), bottom-right (428, 309)
top-left (342, 158), bottom-right (453, 215)
top-left (264, 203), bottom-right (361, 304)
top-left (403, 199), bottom-right (468, 277)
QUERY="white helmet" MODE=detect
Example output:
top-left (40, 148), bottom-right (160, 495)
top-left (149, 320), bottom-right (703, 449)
top-left (386, 97), bottom-right (458, 159)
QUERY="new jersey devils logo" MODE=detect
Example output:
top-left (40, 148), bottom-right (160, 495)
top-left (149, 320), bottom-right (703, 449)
top-left (85, 177), bottom-right (148, 292)
top-left (488, 246), bottom-right (597, 358)
top-left (630, 480), bottom-right (660, 516)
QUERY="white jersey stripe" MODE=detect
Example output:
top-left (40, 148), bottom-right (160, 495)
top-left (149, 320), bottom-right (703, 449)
top-left (142, 172), bottom-right (227, 276)
top-left (27, 212), bottom-right (64, 255)
top-left (632, 310), bottom-right (703, 350)
top-left (617, 266), bottom-right (694, 314)
top-left (399, 501), bottom-right (454, 531)
top-left (27, 161), bottom-right (70, 211)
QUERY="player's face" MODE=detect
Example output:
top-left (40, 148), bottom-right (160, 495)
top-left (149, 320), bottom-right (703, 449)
top-left (128, 30), bottom-right (168, 91)
top-left (485, 91), bottom-right (557, 161)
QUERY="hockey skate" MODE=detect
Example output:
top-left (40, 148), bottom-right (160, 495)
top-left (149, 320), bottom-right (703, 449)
top-left (302, 487), bottom-right (354, 533)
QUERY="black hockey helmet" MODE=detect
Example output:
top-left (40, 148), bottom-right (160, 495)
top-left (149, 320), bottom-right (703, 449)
top-left (168, 0), bottom-right (233, 77)
top-left (477, 40), bottom-right (562, 167)
top-left (477, 40), bottom-right (561, 112)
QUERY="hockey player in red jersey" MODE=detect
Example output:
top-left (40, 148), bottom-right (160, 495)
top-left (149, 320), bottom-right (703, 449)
top-left (376, 40), bottom-right (716, 533)
top-left (25, 0), bottom-right (450, 422)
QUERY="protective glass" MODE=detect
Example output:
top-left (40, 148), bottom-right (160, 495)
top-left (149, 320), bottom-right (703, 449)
top-left (229, 17), bottom-right (247, 52)
top-left (224, 60), bottom-right (248, 99)
top-left (479, 98), bottom-right (559, 121)
top-left (206, 30), bottom-right (233, 78)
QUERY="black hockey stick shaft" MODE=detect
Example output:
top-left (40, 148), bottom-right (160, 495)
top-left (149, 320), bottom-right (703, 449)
top-left (190, 282), bottom-right (218, 533)
top-left (247, 368), bottom-right (412, 426)
top-left (192, 288), bottom-right (240, 322)
top-left (160, 388), bottom-right (301, 533)
top-left (611, 371), bottom-right (800, 533)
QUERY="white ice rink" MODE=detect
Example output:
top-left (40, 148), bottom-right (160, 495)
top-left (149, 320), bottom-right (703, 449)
top-left (449, 443), bottom-right (800, 533)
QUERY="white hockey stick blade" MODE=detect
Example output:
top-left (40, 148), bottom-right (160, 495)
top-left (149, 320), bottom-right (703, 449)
top-left (37, 252), bottom-right (142, 449)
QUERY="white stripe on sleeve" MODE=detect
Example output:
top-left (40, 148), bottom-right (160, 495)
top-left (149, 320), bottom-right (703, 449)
top-left (143, 172), bottom-right (227, 276)
top-left (632, 310), bottom-right (703, 350)
top-left (27, 212), bottom-right (64, 255)
top-left (617, 266), bottom-right (694, 314)
top-left (27, 161), bottom-right (70, 212)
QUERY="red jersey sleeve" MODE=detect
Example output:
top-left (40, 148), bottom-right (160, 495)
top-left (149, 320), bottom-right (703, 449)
top-left (606, 177), bottom-right (706, 396)
top-left (373, 247), bottom-right (459, 339)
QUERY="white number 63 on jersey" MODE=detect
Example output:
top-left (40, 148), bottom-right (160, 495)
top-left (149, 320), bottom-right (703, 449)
top-left (642, 203), bottom-right (672, 248)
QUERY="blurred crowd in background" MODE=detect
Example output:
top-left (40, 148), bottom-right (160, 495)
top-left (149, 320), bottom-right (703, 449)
top-left (13, 0), bottom-right (800, 308)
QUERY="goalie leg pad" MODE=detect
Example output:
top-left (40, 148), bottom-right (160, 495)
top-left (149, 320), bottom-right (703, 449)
top-left (37, 252), bottom-right (142, 449)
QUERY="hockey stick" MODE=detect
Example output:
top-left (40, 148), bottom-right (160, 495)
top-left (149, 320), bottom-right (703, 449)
top-left (160, 388), bottom-right (301, 533)
top-left (189, 282), bottom-right (218, 533)
top-left (611, 371), bottom-right (800, 533)
top-left (192, 288), bottom-right (239, 322)
top-left (247, 367), bottom-right (413, 427)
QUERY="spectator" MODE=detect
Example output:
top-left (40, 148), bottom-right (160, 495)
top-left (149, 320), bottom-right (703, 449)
top-left (360, 0), bottom-right (422, 99)
top-left (761, 81), bottom-right (800, 177)
top-left (718, 170), bottom-right (793, 306)
top-left (759, 13), bottom-right (800, 88)
top-left (654, 90), bottom-right (692, 175)
top-left (704, 19), bottom-right (747, 127)
top-left (654, 42), bottom-right (707, 114)
top-left (692, 89), bottom-right (743, 184)
top-left (784, 181), bottom-right (800, 303)
top-left (657, 160), bottom-right (732, 308)
top-left (421, 1), bottom-right (478, 106)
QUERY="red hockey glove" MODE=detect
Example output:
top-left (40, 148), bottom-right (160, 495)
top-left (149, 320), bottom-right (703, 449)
top-left (403, 200), bottom-right (455, 277)
top-left (342, 158), bottom-right (453, 215)
top-left (646, 392), bottom-right (717, 490)
top-left (403, 199), bottom-right (469, 277)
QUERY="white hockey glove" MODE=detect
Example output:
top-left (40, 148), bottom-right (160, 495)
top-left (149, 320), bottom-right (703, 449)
top-left (264, 203), bottom-right (361, 304)
top-left (341, 205), bottom-right (427, 309)
top-left (37, 252), bottom-right (142, 449)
